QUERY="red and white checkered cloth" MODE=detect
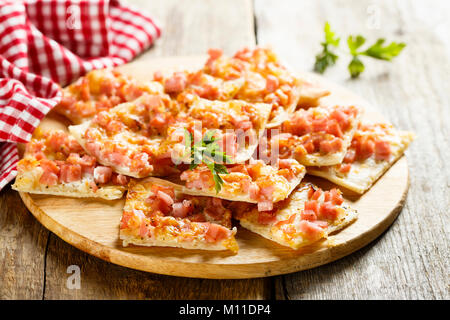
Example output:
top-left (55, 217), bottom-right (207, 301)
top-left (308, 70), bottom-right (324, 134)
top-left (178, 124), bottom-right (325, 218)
top-left (0, 0), bottom-right (161, 190)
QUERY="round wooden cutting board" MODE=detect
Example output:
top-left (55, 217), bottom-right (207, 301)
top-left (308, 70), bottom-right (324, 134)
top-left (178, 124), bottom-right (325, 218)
top-left (18, 56), bottom-right (409, 279)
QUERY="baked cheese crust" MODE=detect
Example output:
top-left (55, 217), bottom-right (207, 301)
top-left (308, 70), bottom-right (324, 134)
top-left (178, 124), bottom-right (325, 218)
top-left (233, 183), bottom-right (358, 249)
top-left (177, 159), bottom-right (306, 211)
top-left (12, 129), bottom-right (127, 200)
top-left (271, 105), bottom-right (362, 166)
top-left (119, 177), bottom-right (238, 253)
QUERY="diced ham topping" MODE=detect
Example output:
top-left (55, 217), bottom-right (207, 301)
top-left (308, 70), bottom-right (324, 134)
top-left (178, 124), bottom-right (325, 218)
top-left (204, 222), bottom-right (231, 243)
top-left (375, 140), bottom-right (391, 161)
top-left (343, 149), bottom-right (356, 163)
top-left (156, 190), bottom-right (175, 207)
top-left (153, 70), bottom-right (164, 82)
top-left (93, 166), bottom-right (112, 184)
top-left (120, 211), bottom-right (133, 229)
top-left (171, 200), bottom-right (193, 218)
top-left (139, 221), bottom-right (149, 237)
top-left (216, 132), bottom-right (238, 160)
top-left (59, 163), bottom-right (82, 183)
top-left (347, 124), bottom-right (392, 162)
top-left (301, 210), bottom-right (317, 221)
top-left (319, 202), bottom-right (339, 220)
top-left (207, 48), bottom-right (223, 63)
top-left (305, 186), bottom-right (344, 221)
top-left (330, 188), bottom-right (344, 205)
top-left (265, 75), bottom-right (279, 93)
top-left (111, 173), bottom-right (129, 186)
top-left (319, 137), bottom-right (343, 154)
top-left (164, 72), bottom-right (187, 93)
top-left (281, 106), bottom-right (358, 155)
top-left (298, 220), bottom-right (323, 238)
top-left (39, 159), bottom-right (60, 186)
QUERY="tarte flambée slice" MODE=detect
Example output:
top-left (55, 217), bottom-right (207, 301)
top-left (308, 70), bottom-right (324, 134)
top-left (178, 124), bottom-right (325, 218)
top-left (207, 47), bottom-right (303, 128)
top-left (233, 183), bottom-right (358, 249)
top-left (270, 105), bottom-right (362, 166)
top-left (55, 69), bottom-right (164, 124)
top-left (12, 129), bottom-right (129, 199)
top-left (119, 177), bottom-right (238, 253)
top-left (177, 159), bottom-right (306, 211)
top-left (307, 122), bottom-right (414, 194)
top-left (69, 92), bottom-right (183, 178)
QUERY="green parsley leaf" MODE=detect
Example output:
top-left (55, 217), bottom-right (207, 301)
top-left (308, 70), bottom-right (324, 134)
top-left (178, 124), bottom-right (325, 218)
top-left (184, 129), bottom-right (231, 193)
top-left (314, 22), bottom-right (340, 74)
top-left (347, 35), bottom-right (366, 56)
top-left (314, 49), bottom-right (339, 74)
top-left (348, 56), bottom-right (365, 78)
top-left (362, 39), bottom-right (406, 61)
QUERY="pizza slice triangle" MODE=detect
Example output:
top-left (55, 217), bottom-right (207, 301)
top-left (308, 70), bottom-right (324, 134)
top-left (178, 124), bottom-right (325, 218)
top-left (119, 177), bottom-right (238, 253)
top-left (307, 122), bottom-right (414, 194)
top-left (232, 183), bottom-right (358, 249)
top-left (12, 129), bottom-right (129, 200)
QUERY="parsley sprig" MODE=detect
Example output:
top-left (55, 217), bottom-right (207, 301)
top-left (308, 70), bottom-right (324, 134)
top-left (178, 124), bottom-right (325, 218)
top-left (184, 130), bottom-right (232, 194)
top-left (314, 22), bottom-right (406, 78)
top-left (314, 22), bottom-right (340, 74)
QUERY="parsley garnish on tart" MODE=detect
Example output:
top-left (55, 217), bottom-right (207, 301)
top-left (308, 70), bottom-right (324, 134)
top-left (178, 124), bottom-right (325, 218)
top-left (184, 129), bottom-right (232, 193)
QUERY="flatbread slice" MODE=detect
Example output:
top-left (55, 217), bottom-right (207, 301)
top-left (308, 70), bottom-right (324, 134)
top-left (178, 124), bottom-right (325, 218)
top-left (232, 183), bottom-right (358, 249)
top-left (69, 92), bottom-right (184, 178)
top-left (177, 159), bottom-right (306, 211)
top-left (307, 122), bottom-right (414, 194)
top-left (119, 177), bottom-right (238, 253)
top-left (270, 104), bottom-right (362, 166)
top-left (12, 129), bottom-right (128, 200)
top-left (55, 69), bottom-right (164, 124)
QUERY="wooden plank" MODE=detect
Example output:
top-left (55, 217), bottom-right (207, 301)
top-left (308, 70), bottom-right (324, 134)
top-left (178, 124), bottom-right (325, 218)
top-left (43, 235), bottom-right (269, 299)
top-left (129, 0), bottom-right (255, 58)
top-left (0, 188), bottom-right (48, 299)
top-left (42, 0), bottom-right (265, 299)
top-left (255, 0), bottom-right (449, 299)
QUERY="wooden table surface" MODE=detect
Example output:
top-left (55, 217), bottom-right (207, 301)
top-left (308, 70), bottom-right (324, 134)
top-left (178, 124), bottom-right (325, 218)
top-left (1, 0), bottom-right (448, 300)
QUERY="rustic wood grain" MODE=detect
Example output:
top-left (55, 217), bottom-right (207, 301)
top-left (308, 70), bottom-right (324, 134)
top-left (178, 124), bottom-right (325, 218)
top-left (255, 0), bottom-right (449, 299)
top-left (41, 0), bottom-right (264, 299)
top-left (0, 188), bottom-right (48, 299)
top-left (127, 0), bottom-right (255, 58)
top-left (43, 234), bottom-right (270, 299)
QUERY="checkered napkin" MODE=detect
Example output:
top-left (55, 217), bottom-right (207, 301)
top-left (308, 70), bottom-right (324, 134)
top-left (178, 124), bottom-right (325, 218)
top-left (0, 0), bottom-right (161, 190)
